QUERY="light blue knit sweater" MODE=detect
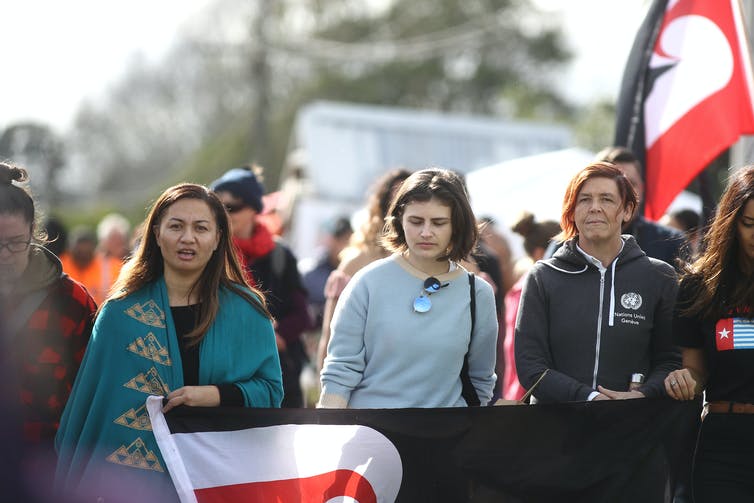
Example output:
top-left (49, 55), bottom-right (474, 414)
top-left (319, 254), bottom-right (498, 408)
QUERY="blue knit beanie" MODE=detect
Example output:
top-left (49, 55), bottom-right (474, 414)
top-left (209, 167), bottom-right (265, 213)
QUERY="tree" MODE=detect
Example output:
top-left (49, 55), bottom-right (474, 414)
top-left (259, 0), bottom-right (574, 184)
top-left (0, 122), bottom-right (65, 206)
top-left (64, 0), bottom-right (574, 208)
top-left (573, 100), bottom-right (617, 153)
top-left (268, 0), bottom-right (572, 117)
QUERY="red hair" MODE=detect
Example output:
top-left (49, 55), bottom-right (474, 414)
top-left (557, 162), bottom-right (638, 241)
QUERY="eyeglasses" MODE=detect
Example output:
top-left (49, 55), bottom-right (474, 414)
top-left (413, 276), bottom-right (449, 313)
top-left (224, 202), bottom-right (248, 214)
top-left (0, 238), bottom-right (31, 253)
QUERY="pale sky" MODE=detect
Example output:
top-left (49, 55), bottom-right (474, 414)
top-left (537, 1), bottom-right (650, 104)
top-left (0, 0), bottom-right (212, 133)
top-left (0, 1), bottom-right (649, 134)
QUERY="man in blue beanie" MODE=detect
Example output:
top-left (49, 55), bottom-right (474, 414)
top-left (211, 165), bottom-right (312, 408)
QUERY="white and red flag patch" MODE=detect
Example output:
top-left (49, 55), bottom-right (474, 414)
top-left (715, 317), bottom-right (754, 351)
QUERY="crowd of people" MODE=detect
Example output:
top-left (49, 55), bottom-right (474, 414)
top-left (2, 144), bottom-right (753, 501)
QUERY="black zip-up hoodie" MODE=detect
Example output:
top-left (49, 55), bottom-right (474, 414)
top-left (515, 235), bottom-right (680, 403)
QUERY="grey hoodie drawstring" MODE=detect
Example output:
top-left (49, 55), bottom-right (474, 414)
top-left (542, 262), bottom-right (588, 274)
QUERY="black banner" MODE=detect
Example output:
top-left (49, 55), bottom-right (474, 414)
top-left (163, 398), bottom-right (701, 503)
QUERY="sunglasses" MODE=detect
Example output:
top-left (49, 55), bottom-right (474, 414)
top-left (413, 276), bottom-right (449, 313)
top-left (224, 202), bottom-right (248, 214)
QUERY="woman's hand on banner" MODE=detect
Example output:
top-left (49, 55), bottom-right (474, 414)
top-left (163, 385), bottom-right (221, 413)
top-left (597, 385), bottom-right (645, 400)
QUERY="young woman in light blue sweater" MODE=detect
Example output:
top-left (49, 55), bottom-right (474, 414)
top-left (318, 168), bottom-right (498, 408)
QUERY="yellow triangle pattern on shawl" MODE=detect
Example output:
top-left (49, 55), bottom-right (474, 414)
top-left (123, 367), bottom-right (170, 396)
top-left (113, 404), bottom-right (152, 431)
top-left (56, 279), bottom-right (282, 494)
top-left (127, 333), bottom-right (172, 366)
top-left (125, 300), bottom-right (166, 328)
top-left (113, 297), bottom-right (171, 474)
top-left (106, 437), bottom-right (164, 472)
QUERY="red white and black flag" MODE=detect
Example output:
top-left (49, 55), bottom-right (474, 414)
top-left (147, 396), bottom-right (699, 503)
top-left (615, 0), bottom-right (754, 220)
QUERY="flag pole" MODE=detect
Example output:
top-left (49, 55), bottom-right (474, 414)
top-left (731, 0), bottom-right (754, 171)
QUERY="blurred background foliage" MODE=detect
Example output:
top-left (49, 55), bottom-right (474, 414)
top-left (1, 0), bottom-right (619, 229)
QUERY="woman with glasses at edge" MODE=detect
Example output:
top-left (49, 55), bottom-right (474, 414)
top-left (318, 168), bottom-right (498, 409)
top-left (665, 165), bottom-right (754, 502)
top-left (0, 162), bottom-right (97, 492)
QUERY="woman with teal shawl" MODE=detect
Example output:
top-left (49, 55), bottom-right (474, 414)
top-left (55, 183), bottom-right (283, 502)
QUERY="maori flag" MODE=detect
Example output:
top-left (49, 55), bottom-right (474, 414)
top-left (147, 396), bottom-right (700, 503)
top-left (614, 0), bottom-right (754, 220)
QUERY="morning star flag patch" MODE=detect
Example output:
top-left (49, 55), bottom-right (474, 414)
top-left (615, 0), bottom-right (754, 220)
top-left (715, 317), bottom-right (754, 351)
top-left (147, 396), bottom-right (700, 502)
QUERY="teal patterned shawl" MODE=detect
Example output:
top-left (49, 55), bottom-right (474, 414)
top-left (54, 277), bottom-right (282, 501)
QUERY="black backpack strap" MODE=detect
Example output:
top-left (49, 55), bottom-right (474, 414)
top-left (469, 272), bottom-right (476, 333)
top-left (461, 272), bottom-right (480, 406)
top-left (270, 241), bottom-right (286, 279)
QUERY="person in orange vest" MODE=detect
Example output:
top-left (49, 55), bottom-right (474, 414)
top-left (60, 226), bottom-right (122, 304)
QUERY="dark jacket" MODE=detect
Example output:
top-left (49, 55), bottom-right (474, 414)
top-left (515, 236), bottom-right (680, 403)
top-left (625, 217), bottom-right (687, 268)
top-left (245, 240), bottom-right (312, 345)
top-left (544, 217), bottom-right (688, 270)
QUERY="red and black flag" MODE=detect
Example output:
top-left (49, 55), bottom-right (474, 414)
top-left (147, 396), bottom-right (699, 503)
top-left (615, 0), bottom-right (754, 220)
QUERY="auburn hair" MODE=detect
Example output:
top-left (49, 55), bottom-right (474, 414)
top-left (557, 162), bottom-right (637, 242)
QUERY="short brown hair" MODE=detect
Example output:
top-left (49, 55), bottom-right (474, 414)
top-left (558, 162), bottom-right (638, 241)
top-left (381, 168), bottom-right (478, 262)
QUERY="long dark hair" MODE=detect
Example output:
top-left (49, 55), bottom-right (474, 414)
top-left (682, 166), bottom-right (754, 319)
top-left (109, 183), bottom-right (271, 345)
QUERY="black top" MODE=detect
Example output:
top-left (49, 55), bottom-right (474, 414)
top-left (673, 278), bottom-right (754, 403)
top-left (473, 241), bottom-right (504, 313)
top-left (625, 217), bottom-right (687, 269)
top-left (171, 305), bottom-right (244, 406)
top-left (545, 218), bottom-right (688, 270)
top-left (244, 242), bottom-right (312, 344)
